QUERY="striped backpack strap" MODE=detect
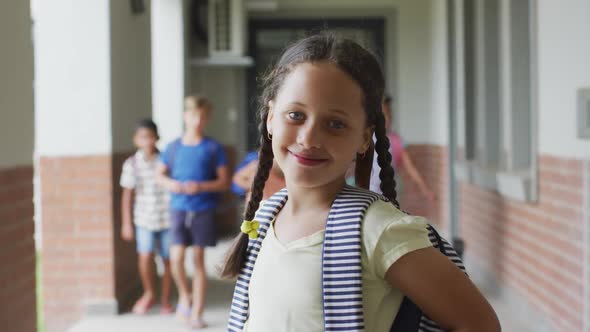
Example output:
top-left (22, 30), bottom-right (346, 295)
top-left (390, 224), bottom-right (468, 332)
top-left (322, 185), bottom-right (381, 332)
top-left (227, 189), bottom-right (288, 332)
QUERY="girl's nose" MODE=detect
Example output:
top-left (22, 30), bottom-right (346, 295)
top-left (296, 122), bottom-right (322, 149)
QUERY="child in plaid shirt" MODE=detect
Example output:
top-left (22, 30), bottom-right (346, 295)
top-left (120, 119), bottom-right (173, 315)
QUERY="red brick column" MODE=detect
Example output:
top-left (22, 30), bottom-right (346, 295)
top-left (0, 166), bottom-right (36, 332)
top-left (40, 153), bottom-right (137, 332)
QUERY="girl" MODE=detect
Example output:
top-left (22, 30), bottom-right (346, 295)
top-left (222, 33), bottom-right (500, 332)
top-left (369, 94), bottom-right (436, 203)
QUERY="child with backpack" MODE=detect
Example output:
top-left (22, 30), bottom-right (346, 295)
top-left (120, 119), bottom-right (173, 315)
top-left (221, 33), bottom-right (500, 332)
top-left (157, 95), bottom-right (230, 329)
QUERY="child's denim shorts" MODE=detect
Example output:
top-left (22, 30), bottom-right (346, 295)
top-left (135, 226), bottom-right (172, 259)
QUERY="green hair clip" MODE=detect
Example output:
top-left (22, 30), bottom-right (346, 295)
top-left (240, 220), bottom-right (260, 239)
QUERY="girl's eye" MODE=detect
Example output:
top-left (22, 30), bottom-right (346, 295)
top-left (287, 112), bottom-right (305, 121)
top-left (328, 120), bottom-right (346, 129)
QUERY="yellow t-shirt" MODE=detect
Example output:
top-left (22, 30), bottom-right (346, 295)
top-left (244, 200), bottom-right (433, 332)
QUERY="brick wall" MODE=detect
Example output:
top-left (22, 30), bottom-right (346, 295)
top-left (460, 156), bottom-right (587, 331)
top-left (401, 146), bottom-right (589, 331)
top-left (0, 166), bottom-right (36, 332)
top-left (40, 154), bottom-right (138, 332)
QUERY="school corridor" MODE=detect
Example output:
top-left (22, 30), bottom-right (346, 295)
top-left (1, 0), bottom-right (590, 332)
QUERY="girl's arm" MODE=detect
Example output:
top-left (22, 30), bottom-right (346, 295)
top-left (232, 160), bottom-right (258, 191)
top-left (400, 151), bottom-right (436, 202)
top-left (121, 188), bottom-right (134, 241)
top-left (385, 246), bottom-right (501, 332)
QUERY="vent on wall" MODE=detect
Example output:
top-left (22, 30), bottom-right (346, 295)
top-left (212, 0), bottom-right (231, 52)
top-left (189, 0), bottom-right (253, 66)
top-left (208, 0), bottom-right (243, 56)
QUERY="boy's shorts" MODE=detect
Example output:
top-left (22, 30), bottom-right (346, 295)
top-left (170, 209), bottom-right (217, 247)
top-left (135, 226), bottom-right (172, 259)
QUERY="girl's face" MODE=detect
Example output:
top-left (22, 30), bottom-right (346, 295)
top-left (267, 62), bottom-right (372, 189)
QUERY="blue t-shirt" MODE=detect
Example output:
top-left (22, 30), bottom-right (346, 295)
top-left (160, 137), bottom-right (227, 212)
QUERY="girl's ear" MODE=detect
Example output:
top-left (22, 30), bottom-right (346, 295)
top-left (266, 101), bottom-right (275, 136)
top-left (359, 126), bottom-right (374, 155)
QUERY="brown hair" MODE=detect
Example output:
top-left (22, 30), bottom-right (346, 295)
top-left (185, 95), bottom-right (213, 113)
top-left (220, 32), bottom-right (399, 279)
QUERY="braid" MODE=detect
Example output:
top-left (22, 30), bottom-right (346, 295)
top-left (244, 122), bottom-right (274, 221)
top-left (374, 111), bottom-right (400, 208)
top-left (220, 110), bottom-right (274, 279)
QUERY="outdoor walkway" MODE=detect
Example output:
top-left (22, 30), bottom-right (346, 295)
top-left (68, 238), bottom-right (532, 332)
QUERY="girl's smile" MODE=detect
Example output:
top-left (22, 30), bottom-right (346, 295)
top-left (288, 150), bottom-right (329, 167)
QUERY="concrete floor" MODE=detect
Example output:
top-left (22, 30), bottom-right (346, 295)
top-left (68, 279), bottom-right (233, 332)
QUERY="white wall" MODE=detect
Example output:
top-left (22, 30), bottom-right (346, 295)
top-left (396, 0), bottom-right (449, 145)
top-left (152, 0), bottom-right (185, 148)
top-left (0, 0), bottom-right (34, 168)
top-left (537, 0), bottom-right (590, 159)
top-left (34, 0), bottom-right (112, 157)
top-left (34, 0), bottom-right (156, 156)
top-left (110, 0), bottom-right (152, 153)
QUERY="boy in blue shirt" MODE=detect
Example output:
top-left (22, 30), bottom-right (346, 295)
top-left (157, 95), bottom-right (229, 329)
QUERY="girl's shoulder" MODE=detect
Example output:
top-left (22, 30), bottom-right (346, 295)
top-left (362, 200), bottom-right (429, 248)
top-left (362, 199), bottom-right (432, 278)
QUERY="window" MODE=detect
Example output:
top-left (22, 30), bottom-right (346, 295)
top-left (451, 0), bottom-right (537, 202)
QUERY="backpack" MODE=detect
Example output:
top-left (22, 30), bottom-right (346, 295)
top-left (390, 224), bottom-right (466, 331)
top-left (227, 185), bottom-right (467, 332)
